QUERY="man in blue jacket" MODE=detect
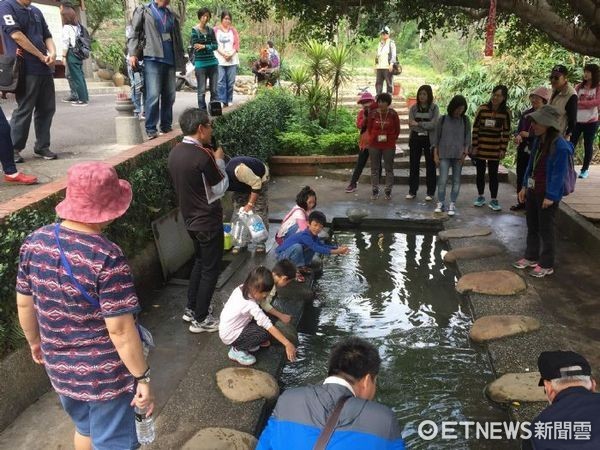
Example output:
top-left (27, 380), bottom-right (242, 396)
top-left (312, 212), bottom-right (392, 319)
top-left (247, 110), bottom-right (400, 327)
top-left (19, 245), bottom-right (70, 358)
top-left (257, 337), bottom-right (405, 450)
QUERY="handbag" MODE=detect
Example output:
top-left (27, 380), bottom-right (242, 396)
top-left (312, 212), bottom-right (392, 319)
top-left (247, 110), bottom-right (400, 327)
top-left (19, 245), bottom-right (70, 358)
top-left (313, 396), bottom-right (351, 450)
top-left (53, 223), bottom-right (155, 354)
top-left (0, 54), bottom-right (23, 93)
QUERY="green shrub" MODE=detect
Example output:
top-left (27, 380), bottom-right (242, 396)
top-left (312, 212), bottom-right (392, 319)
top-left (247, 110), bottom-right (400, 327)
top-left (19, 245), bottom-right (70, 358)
top-left (317, 132), bottom-right (359, 155)
top-left (276, 131), bottom-right (317, 156)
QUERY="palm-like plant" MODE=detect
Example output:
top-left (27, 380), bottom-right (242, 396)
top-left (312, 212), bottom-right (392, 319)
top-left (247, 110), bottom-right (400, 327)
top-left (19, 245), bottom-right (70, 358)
top-left (286, 66), bottom-right (312, 96)
top-left (325, 44), bottom-right (353, 115)
top-left (302, 39), bottom-right (329, 86)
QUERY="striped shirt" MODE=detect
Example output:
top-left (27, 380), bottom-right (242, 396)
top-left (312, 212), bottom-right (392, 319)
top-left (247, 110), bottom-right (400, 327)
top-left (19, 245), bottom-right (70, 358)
top-left (191, 25), bottom-right (218, 69)
top-left (17, 225), bottom-right (140, 401)
top-left (472, 104), bottom-right (511, 160)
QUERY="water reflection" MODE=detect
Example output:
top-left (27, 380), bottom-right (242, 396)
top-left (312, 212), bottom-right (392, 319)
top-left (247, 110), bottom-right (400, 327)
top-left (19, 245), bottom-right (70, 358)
top-left (282, 231), bottom-right (516, 449)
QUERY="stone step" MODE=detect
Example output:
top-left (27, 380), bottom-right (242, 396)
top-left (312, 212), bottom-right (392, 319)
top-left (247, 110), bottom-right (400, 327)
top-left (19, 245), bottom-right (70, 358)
top-left (456, 270), bottom-right (527, 296)
top-left (319, 165), bottom-right (509, 185)
top-left (486, 373), bottom-right (547, 403)
top-left (469, 315), bottom-right (541, 343)
top-left (438, 226), bottom-right (493, 241)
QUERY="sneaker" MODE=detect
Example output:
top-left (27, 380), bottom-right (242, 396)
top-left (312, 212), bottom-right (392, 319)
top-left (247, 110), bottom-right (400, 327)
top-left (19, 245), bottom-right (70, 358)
top-left (345, 184), bottom-right (357, 193)
top-left (159, 128), bottom-right (173, 135)
top-left (405, 193), bottom-right (415, 199)
top-left (447, 202), bottom-right (456, 216)
top-left (62, 96), bottom-right (78, 103)
top-left (510, 203), bottom-right (526, 211)
top-left (434, 202), bottom-right (444, 213)
top-left (248, 345), bottom-right (261, 352)
top-left (147, 132), bottom-right (158, 140)
top-left (513, 258), bottom-right (538, 269)
top-left (473, 196), bottom-right (486, 207)
top-left (34, 149), bottom-right (57, 160)
top-left (425, 195), bottom-right (433, 201)
top-left (228, 347), bottom-right (256, 366)
top-left (255, 243), bottom-right (266, 253)
top-left (14, 150), bottom-right (24, 164)
top-left (489, 199), bottom-right (502, 211)
top-left (371, 189), bottom-right (379, 201)
top-left (182, 307), bottom-right (195, 323)
top-left (4, 172), bottom-right (38, 185)
top-left (188, 316), bottom-right (219, 333)
top-left (71, 100), bottom-right (88, 106)
top-left (579, 170), bottom-right (589, 179)
top-left (384, 191), bottom-right (392, 200)
top-left (529, 264), bottom-right (554, 278)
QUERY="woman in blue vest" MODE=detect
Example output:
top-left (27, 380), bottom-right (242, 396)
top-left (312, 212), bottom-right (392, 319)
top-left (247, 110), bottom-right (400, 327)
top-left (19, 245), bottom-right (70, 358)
top-left (226, 156), bottom-right (270, 253)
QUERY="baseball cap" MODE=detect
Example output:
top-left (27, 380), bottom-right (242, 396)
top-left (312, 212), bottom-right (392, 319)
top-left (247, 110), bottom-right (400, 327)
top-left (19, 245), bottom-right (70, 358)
top-left (551, 65), bottom-right (568, 76)
top-left (537, 350), bottom-right (592, 386)
top-left (380, 26), bottom-right (390, 35)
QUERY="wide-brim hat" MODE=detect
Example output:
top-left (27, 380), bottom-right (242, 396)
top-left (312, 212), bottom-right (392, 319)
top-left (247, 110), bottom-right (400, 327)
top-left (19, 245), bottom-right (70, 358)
top-left (537, 350), bottom-right (592, 386)
top-left (56, 162), bottom-right (133, 224)
top-left (529, 86), bottom-right (551, 104)
top-left (526, 105), bottom-right (561, 131)
top-left (357, 92), bottom-right (375, 104)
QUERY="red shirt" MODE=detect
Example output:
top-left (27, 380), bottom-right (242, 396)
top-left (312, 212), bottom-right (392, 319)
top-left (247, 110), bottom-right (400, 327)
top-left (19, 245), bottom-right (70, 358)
top-left (367, 107), bottom-right (400, 150)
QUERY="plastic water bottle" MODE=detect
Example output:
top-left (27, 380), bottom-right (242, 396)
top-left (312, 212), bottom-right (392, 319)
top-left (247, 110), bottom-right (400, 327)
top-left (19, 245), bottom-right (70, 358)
top-left (239, 209), bottom-right (268, 242)
top-left (135, 406), bottom-right (155, 445)
top-left (231, 217), bottom-right (248, 247)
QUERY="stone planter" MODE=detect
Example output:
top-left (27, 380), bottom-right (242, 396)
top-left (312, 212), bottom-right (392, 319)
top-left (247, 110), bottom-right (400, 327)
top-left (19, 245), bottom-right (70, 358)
top-left (269, 154), bottom-right (357, 176)
top-left (115, 98), bottom-right (135, 116)
top-left (112, 72), bottom-right (126, 87)
top-left (97, 68), bottom-right (113, 81)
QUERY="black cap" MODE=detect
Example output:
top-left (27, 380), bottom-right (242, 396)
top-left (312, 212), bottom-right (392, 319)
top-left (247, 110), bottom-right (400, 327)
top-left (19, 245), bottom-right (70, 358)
top-left (551, 65), bottom-right (568, 76)
top-left (537, 351), bottom-right (592, 386)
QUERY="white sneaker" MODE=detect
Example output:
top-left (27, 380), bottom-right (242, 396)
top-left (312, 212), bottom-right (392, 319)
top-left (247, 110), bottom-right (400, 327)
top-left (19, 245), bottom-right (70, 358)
top-left (425, 195), bottom-right (433, 201)
top-left (189, 316), bottom-right (219, 333)
top-left (228, 347), bottom-right (256, 366)
top-left (447, 202), bottom-right (456, 216)
top-left (405, 193), bottom-right (415, 199)
top-left (434, 202), bottom-right (443, 213)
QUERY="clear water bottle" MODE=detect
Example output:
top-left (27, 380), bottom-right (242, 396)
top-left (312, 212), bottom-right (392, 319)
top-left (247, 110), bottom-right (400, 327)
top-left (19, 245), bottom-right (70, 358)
top-left (135, 406), bottom-right (155, 445)
top-left (240, 210), bottom-right (268, 242)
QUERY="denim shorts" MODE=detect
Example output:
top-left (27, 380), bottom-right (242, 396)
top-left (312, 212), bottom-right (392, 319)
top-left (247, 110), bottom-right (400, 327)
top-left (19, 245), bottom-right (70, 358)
top-left (59, 393), bottom-right (139, 450)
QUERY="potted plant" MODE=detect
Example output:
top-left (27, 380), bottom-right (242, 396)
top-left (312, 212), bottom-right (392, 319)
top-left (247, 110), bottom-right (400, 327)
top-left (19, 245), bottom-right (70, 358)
top-left (95, 42), bottom-right (126, 86)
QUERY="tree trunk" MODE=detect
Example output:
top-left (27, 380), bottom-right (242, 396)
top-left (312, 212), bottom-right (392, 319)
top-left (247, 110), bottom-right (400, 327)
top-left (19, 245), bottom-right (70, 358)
top-left (124, 0), bottom-right (138, 23)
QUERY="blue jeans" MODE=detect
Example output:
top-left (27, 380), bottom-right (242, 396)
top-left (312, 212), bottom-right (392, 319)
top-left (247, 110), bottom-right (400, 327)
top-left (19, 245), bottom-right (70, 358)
top-left (196, 65), bottom-right (219, 111)
top-left (218, 64), bottom-right (237, 104)
top-left (437, 158), bottom-right (463, 205)
top-left (143, 60), bottom-right (176, 134)
top-left (277, 243), bottom-right (313, 268)
top-left (571, 121), bottom-right (599, 172)
top-left (128, 63), bottom-right (144, 116)
top-left (0, 106), bottom-right (16, 175)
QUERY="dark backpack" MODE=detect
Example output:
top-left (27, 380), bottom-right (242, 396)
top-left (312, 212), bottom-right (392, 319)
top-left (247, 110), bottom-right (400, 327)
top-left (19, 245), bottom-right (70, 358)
top-left (72, 25), bottom-right (91, 60)
top-left (561, 139), bottom-right (577, 196)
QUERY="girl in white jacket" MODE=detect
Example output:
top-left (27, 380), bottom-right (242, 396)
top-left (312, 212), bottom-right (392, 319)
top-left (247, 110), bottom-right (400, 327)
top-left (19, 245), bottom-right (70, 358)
top-left (219, 267), bottom-right (297, 366)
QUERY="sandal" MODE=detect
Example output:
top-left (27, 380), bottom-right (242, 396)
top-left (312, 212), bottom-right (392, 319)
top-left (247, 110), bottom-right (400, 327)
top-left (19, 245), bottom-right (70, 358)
top-left (295, 271), bottom-right (305, 283)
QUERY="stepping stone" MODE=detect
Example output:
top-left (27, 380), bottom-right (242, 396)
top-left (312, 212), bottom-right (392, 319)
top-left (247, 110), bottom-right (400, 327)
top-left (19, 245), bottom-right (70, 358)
top-left (486, 372), bottom-right (547, 403)
top-left (182, 427), bottom-right (257, 450)
top-left (438, 226), bottom-right (492, 241)
top-left (216, 367), bottom-right (279, 403)
top-left (470, 315), bottom-right (541, 342)
top-left (275, 320), bottom-right (299, 346)
top-left (444, 245), bottom-right (504, 263)
top-left (456, 270), bottom-right (526, 295)
top-left (346, 207), bottom-right (369, 224)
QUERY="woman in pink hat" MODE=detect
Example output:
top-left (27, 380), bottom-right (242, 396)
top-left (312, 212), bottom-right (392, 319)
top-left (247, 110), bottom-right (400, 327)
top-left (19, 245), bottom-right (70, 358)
top-left (16, 162), bottom-right (154, 449)
top-left (510, 86), bottom-right (550, 211)
top-left (345, 91), bottom-right (378, 193)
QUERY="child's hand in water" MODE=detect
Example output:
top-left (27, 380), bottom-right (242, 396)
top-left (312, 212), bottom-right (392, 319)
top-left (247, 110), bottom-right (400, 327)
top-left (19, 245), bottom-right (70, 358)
top-left (285, 343), bottom-right (297, 362)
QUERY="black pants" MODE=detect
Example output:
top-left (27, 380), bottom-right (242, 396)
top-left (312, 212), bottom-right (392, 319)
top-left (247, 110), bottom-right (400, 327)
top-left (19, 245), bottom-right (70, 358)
top-left (475, 159), bottom-right (499, 198)
top-left (571, 121), bottom-right (599, 172)
top-left (375, 69), bottom-right (393, 95)
top-left (408, 133), bottom-right (436, 196)
top-left (187, 229), bottom-right (224, 322)
top-left (11, 74), bottom-right (56, 152)
top-left (515, 149), bottom-right (530, 195)
top-left (349, 150), bottom-right (371, 187)
top-left (0, 106), bottom-right (16, 175)
top-left (525, 189), bottom-right (558, 268)
top-left (231, 320), bottom-right (269, 351)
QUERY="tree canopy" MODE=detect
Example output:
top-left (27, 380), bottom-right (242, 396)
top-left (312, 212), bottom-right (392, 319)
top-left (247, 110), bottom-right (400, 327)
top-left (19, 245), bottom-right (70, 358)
top-left (240, 0), bottom-right (600, 57)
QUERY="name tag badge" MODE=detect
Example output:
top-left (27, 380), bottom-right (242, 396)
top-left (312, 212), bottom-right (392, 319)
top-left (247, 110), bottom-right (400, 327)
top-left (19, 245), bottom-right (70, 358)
top-left (377, 134), bottom-right (387, 143)
top-left (417, 132), bottom-right (427, 136)
top-left (527, 177), bottom-right (535, 189)
top-left (161, 33), bottom-right (172, 41)
top-left (484, 119), bottom-right (496, 128)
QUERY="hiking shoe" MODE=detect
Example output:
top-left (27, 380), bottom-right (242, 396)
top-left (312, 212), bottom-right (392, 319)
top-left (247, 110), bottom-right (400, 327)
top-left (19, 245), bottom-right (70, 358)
top-left (371, 189), bottom-right (379, 200)
top-left (384, 191), bottom-right (392, 200)
top-left (14, 150), bottom-right (24, 163)
top-left (489, 199), bottom-right (502, 211)
top-left (513, 258), bottom-right (538, 269)
top-left (529, 265), bottom-right (554, 278)
top-left (182, 307), bottom-right (195, 323)
top-left (228, 347), bottom-right (256, 366)
top-left (71, 100), bottom-right (88, 106)
top-left (510, 203), bottom-right (526, 211)
top-left (473, 196), bottom-right (486, 207)
top-left (447, 202), bottom-right (456, 216)
top-left (345, 184), bottom-right (357, 193)
top-left (405, 193), bottom-right (415, 199)
top-left (434, 202), bottom-right (444, 213)
top-left (578, 170), bottom-right (589, 179)
top-left (189, 316), bottom-right (219, 333)
top-left (4, 172), bottom-right (38, 185)
top-left (34, 149), bottom-right (57, 160)
top-left (425, 195), bottom-right (433, 201)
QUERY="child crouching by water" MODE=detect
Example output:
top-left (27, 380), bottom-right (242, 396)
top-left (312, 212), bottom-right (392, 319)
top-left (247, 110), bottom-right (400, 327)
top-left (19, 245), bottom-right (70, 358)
top-left (219, 267), bottom-right (297, 366)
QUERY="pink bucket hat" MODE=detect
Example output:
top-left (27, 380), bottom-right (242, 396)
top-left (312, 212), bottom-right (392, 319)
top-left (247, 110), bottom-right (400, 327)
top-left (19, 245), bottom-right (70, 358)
top-left (357, 92), bottom-right (375, 104)
top-left (56, 162), bottom-right (133, 224)
top-left (529, 86), bottom-right (551, 104)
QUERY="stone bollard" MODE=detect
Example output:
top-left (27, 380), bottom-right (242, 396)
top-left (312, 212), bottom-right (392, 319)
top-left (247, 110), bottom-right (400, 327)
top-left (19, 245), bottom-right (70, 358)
top-left (115, 93), bottom-right (143, 145)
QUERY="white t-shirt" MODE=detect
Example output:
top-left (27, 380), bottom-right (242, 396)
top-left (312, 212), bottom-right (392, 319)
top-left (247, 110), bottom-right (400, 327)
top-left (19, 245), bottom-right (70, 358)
top-left (215, 28), bottom-right (239, 66)
top-left (219, 286), bottom-right (273, 345)
top-left (376, 39), bottom-right (396, 70)
top-left (62, 24), bottom-right (78, 50)
top-left (577, 86), bottom-right (599, 123)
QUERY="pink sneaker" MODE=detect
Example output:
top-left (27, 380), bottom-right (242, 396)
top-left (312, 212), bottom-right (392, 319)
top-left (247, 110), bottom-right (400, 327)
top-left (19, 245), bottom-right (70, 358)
top-left (512, 258), bottom-right (538, 270)
top-left (529, 265), bottom-right (554, 278)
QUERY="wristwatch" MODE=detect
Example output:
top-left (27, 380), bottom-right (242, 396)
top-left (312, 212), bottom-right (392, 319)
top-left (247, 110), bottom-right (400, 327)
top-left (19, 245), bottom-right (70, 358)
top-left (134, 367), bottom-right (151, 384)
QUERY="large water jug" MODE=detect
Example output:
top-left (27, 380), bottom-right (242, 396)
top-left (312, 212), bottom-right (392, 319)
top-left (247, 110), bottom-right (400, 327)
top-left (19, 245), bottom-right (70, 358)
top-left (239, 209), bottom-right (268, 243)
